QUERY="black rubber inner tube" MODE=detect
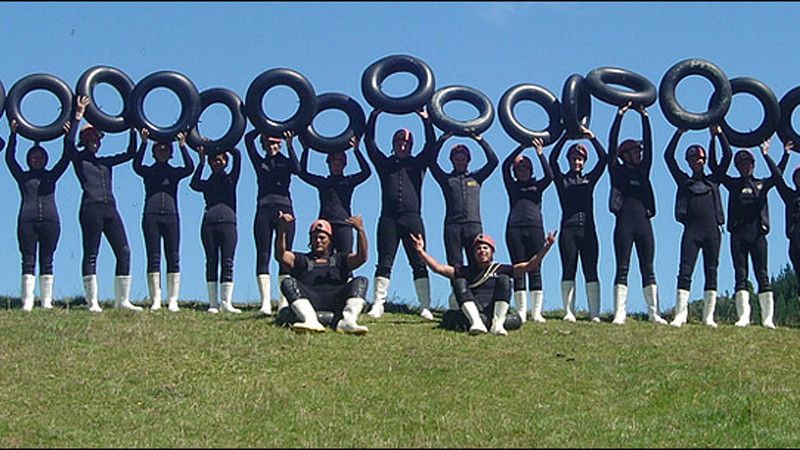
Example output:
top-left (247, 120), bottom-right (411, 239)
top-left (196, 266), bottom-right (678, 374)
top-left (245, 68), bottom-right (317, 136)
top-left (658, 58), bottom-right (731, 130)
top-left (127, 71), bottom-right (201, 143)
top-left (428, 85), bottom-right (495, 136)
top-left (498, 83), bottom-right (563, 146)
top-left (585, 66), bottom-right (657, 108)
top-left (778, 85), bottom-right (800, 151)
top-left (710, 77), bottom-right (779, 148)
top-left (301, 92), bottom-right (366, 153)
top-left (361, 54), bottom-right (435, 114)
top-left (561, 74), bottom-right (591, 138)
top-left (6, 73), bottom-right (74, 142)
top-left (75, 65), bottom-right (135, 133)
top-left (187, 87), bottom-right (246, 152)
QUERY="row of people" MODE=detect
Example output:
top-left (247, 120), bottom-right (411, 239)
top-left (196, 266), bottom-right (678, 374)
top-left (2, 96), bottom-right (799, 333)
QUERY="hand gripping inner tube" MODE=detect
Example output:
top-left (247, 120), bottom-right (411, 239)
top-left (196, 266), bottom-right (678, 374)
top-left (561, 74), bottom-right (591, 138)
top-left (245, 68), bottom-right (317, 136)
top-left (498, 83), bottom-right (564, 146)
top-left (361, 54), bottom-right (435, 114)
top-left (778, 86), bottom-right (800, 150)
top-left (301, 92), bottom-right (366, 153)
top-left (127, 71), bottom-right (201, 143)
top-left (658, 58), bottom-right (732, 130)
top-left (187, 88), bottom-right (246, 152)
top-left (6, 73), bottom-right (74, 142)
top-left (709, 77), bottom-right (779, 148)
top-left (428, 85), bottom-right (495, 136)
top-left (75, 65), bottom-right (135, 133)
top-left (585, 66), bottom-right (657, 108)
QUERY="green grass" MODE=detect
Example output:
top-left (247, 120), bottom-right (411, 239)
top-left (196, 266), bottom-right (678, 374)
top-left (1, 297), bottom-right (799, 448)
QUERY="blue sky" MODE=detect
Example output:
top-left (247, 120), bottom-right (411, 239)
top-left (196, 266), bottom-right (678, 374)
top-left (1, 2), bottom-right (799, 314)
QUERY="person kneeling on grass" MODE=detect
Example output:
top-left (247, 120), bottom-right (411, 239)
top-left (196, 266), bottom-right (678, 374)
top-left (275, 211), bottom-right (370, 334)
top-left (410, 230), bottom-right (557, 335)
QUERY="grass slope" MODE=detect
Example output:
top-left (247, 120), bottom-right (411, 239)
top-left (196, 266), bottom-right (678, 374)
top-left (0, 299), bottom-right (798, 448)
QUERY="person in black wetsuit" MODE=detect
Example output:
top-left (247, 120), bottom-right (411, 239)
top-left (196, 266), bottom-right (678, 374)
top-left (502, 137), bottom-right (552, 323)
top-left (410, 230), bottom-right (557, 335)
top-left (606, 103), bottom-right (667, 325)
top-left (297, 135), bottom-right (371, 254)
top-left (68, 95), bottom-right (140, 313)
top-left (664, 125), bottom-right (730, 328)
top-left (133, 128), bottom-right (194, 312)
top-left (549, 124), bottom-right (606, 322)
top-left (275, 212), bottom-right (370, 334)
top-left (719, 140), bottom-right (779, 329)
top-left (765, 139), bottom-right (800, 301)
top-left (364, 107), bottom-right (437, 321)
top-left (190, 145), bottom-right (242, 314)
top-left (5, 116), bottom-right (70, 311)
top-left (245, 129), bottom-right (299, 316)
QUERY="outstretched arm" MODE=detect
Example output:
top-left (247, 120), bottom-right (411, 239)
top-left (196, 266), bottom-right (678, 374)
top-left (549, 133), bottom-right (568, 182)
top-left (345, 215), bottom-right (368, 270)
top-left (409, 233), bottom-right (455, 279)
top-left (512, 230), bottom-right (557, 278)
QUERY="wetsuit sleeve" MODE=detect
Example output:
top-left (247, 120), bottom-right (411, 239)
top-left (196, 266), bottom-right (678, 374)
top-left (709, 132), bottom-right (732, 182)
top-left (641, 113), bottom-right (653, 174)
top-left (415, 113), bottom-right (438, 167)
top-left (472, 138), bottom-right (498, 184)
top-left (502, 144), bottom-right (524, 193)
top-left (103, 129), bottom-right (137, 166)
top-left (607, 111), bottom-right (623, 164)
top-left (778, 150), bottom-right (790, 173)
top-left (286, 137), bottom-right (300, 174)
top-left (765, 150), bottom-right (795, 203)
top-left (535, 150), bottom-right (554, 191)
top-left (428, 134), bottom-right (449, 185)
top-left (664, 130), bottom-right (686, 185)
top-left (586, 137), bottom-right (607, 184)
top-left (176, 143), bottom-right (195, 179)
top-left (189, 153), bottom-right (206, 192)
top-left (364, 109), bottom-right (387, 168)
top-left (5, 132), bottom-right (23, 182)
top-left (230, 147), bottom-right (242, 185)
top-left (132, 138), bottom-right (147, 177)
top-left (351, 143), bottom-right (372, 186)
top-left (549, 134), bottom-right (568, 188)
top-left (51, 132), bottom-right (73, 181)
top-left (245, 129), bottom-right (260, 169)
top-left (297, 145), bottom-right (325, 187)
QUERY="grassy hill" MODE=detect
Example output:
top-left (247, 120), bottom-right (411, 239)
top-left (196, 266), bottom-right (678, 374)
top-left (0, 296), bottom-right (799, 448)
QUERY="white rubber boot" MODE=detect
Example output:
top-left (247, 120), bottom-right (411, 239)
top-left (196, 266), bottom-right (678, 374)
top-left (336, 297), bottom-right (369, 335)
top-left (702, 290), bottom-right (718, 328)
top-left (530, 289), bottom-right (546, 323)
top-left (257, 274), bottom-right (272, 315)
top-left (561, 280), bottom-right (576, 322)
top-left (207, 281), bottom-right (219, 314)
top-left (147, 272), bottom-right (162, 311)
top-left (643, 284), bottom-right (668, 324)
top-left (21, 274), bottom-right (36, 312)
top-left (40, 274), bottom-right (54, 309)
top-left (734, 290), bottom-right (750, 327)
top-left (414, 277), bottom-right (434, 321)
top-left (367, 276), bottom-right (390, 318)
top-left (612, 284), bottom-right (627, 325)
top-left (115, 275), bottom-right (141, 311)
top-left (219, 282), bottom-right (241, 314)
top-left (514, 290), bottom-right (528, 324)
top-left (291, 298), bottom-right (326, 333)
top-left (83, 275), bottom-right (101, 313)
top-left (276, 274), bottom-right (290, 312)
top-left (489, 301), bottom-right (510, 336)
top-left (587, 281), bottom-right (601, 323)
top-left (461, 300), bottom-right (487, 335)
top-left (670, 289), bottom-right (690, 327)
top-left (166, 272), bottom-right (180, 312)
top-left (759, 291), bottom-right (776, 329)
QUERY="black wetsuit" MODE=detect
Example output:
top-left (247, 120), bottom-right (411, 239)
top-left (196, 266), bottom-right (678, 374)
top-left (280, 251), bottom-right (368, 313)
top-left (607, 112), bottom-right (657, 288)
top-left (719, 152), bottom-right (777, 293)
top-left (6, 131), bottom-right (70, 275)
top-left (245, 130), bottom-right (299, 277)
top-left (68, 130), bottom-right (136, 276)
top-left (298, 145), bottom-right (371, 254)
top-left (365, 112), bottom-right (436, 281)
top-left (502, 146), bottom-right (552, 292)
top-left (430, 138), bottom-right (498, 268)
top-left (664, 131), bottom-right (729, 292)
top-left (549, 135), bottom-right (607, 282)
top-left (133, 141), bottom-right (194, 274)
top-left (766, 152), bottom-right (800, 294)
top-left (452, 263), bottom-right (513, 312)
top-left (190, 149), bottom-right (240, 283)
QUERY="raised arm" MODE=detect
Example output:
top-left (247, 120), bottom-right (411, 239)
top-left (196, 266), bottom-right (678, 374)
top-left (229, 147), bottom-right (242, 185)
top-left (132, 128), bottom-right (149, 177)
top-left (176, 132), bottom-right (195, 178)
top-left (763, 140), bottom-right (795, 202)
top-left (534, 140), bottom-right (554, 190)
top-left (245, 129), bottom-right (260, 169)
top-left (5, 123), bottom-right (23, 182)
top-left (582, 126), bottom-right (607, 183)
top-left (778, 139), bottom-right (793, 173)
top-left (409, 233), bottom-right (455, 279)
top-left (297, 142), bottom-right (325, 187)
top-left (275, 211), bottom-right (296, 269)
top-left (284, 130), bottom-right (300, 174)
top-left (102, 129), bottom-right (137, 166)
top-left (189, 147), bottom-right (206, 192)
top-left (502, 143), bottom-right (527, 192)
top-left (414, 107), bottom-right (438, 166)
top-left (428, 131), bottom-right (452, 184)
top-left (708, 125), bottom-right (732, 179)
top-left (471, 134), bottom-right (498, 183)
top-left (512, 230), bottom-right (557, 278)
top-left (350, 136), bottom-right (372, 186)
top-left (607, 103), bottom-right (627, 165)
top-left (364, 108), bottom-right (388, 166)
top-left (345, 215), bottom-right (368, 270)
top-left (664, 129), bottom-right (686, 184)
top-left (549, 133), bottom-right (568, 181)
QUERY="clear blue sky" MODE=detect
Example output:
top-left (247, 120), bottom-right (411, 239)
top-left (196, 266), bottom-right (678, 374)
top-left (1, 2), bottom-right (798, 314)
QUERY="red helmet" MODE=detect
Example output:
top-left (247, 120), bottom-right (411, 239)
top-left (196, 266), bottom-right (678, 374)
top-left (309, 219), bottom-right (333, 236)
top-left (472, 234), bottom-right (495, 251)
top-left (393, 129), bottom-right (413, 148)
top-left (685, 145), bottom-right (706, 161)
top-left (450, 143), bottom-right (471, 162)
top-left (513, 154), bottom-right (532, 169)
top-left (567, 143), bottom-right (587, 159)
top-left (78, 125), bottom-right (104, 147)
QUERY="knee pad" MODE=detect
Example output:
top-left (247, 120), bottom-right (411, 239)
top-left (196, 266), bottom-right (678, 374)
top-left (452, 278), bottom-right (472, 306)
top-left (280, 277), bottom-right (304, 302)
top-left (346, 276), bottom-right (369, 299)
top-left (493, 274), bottom-right (512, 302)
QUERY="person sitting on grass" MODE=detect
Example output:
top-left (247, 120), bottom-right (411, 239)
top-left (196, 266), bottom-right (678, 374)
top-left (275, 211), bottom-right (370, 334)
top-left (410, 230), bottom-right (557, 336)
